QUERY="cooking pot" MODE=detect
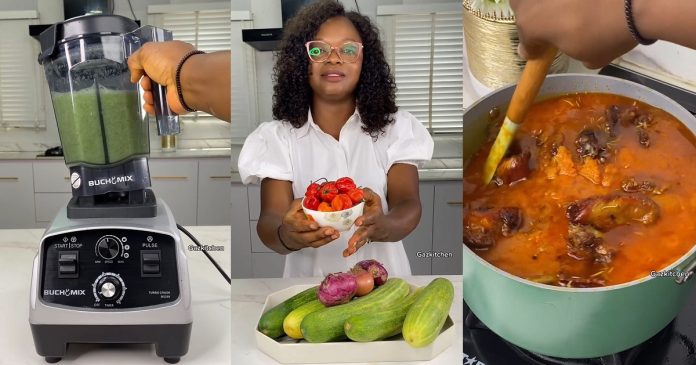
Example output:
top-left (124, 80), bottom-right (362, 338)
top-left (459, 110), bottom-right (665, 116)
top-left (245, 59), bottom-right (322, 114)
top-left (462, 73), bottom-right (696, 358)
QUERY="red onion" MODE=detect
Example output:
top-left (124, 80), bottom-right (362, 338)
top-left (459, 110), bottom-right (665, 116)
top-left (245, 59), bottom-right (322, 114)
top-left (318, 272), bottom-right (357, 306)
top-left (353, 259), bottom-right (389, 286)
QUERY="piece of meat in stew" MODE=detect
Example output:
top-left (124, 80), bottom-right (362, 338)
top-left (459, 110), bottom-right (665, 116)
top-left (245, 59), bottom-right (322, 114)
top-left (566, 194), bottom-right (660, 231)
top-left (463, 207), bottom-right (523, 249)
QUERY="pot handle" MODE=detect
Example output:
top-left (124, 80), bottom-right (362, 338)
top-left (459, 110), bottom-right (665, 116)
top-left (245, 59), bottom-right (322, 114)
top-left (675, 256), bottom-right (696, 284)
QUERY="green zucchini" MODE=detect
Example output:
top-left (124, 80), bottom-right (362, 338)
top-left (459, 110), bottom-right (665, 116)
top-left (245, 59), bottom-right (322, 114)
top-left (402, 278), bottom-right (454, 348)
top-left (257, 286), bottom-right (318, 338)
top-left (282, 299), bottom-right (325, 339)
top-left (301, 278), bottom-right (410, 343)
top-left (344, 287), bottom-right (423, 342)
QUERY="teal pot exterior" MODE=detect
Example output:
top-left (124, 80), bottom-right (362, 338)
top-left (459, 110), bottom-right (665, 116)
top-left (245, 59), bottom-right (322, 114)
top-left (463, 74), bottom-right (696, 358)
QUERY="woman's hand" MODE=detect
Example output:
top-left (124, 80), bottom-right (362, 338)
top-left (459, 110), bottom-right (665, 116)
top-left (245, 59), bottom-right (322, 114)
top-left (344, 164), bottom-right (422, 256)
top-left (509, 0), bottom-right (637, 69)
top-left (345, 188), bottom-right (390, 257)
top-left (279, 199), bottom-right (341, 250)
top-left (127, 40), bottom-right (196, 115)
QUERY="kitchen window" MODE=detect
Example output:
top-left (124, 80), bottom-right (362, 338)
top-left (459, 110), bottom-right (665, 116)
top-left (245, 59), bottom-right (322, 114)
top-left (0, 11), bottom-right (44, 130)
top-left (378, 4), bottom-right (463, 135)
top-left (147, 3), bottom-right (231, 142)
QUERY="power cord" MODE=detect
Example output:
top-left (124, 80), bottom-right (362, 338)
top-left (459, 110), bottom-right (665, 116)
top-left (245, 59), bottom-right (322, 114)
top-left (177, 224), bottom-right (231, 284)
top-left (127, 0), bottom-right (138, 21)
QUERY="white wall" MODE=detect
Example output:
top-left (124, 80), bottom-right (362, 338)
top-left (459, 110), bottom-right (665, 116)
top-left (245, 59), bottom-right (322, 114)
top-left (232, 0), bottom-right (460, 134)
top-left (0, 0), bottom-right (38, 11)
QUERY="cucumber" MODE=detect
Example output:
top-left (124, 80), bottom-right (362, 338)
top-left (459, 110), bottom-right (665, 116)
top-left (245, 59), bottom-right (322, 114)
top-left (344, 287), bottom-right (423, 342)
top-left (257, 286), bottom-right (318, 338)
top-left (301, 278), bottom-right (410, 343)
top-left (402, 278), bottom-right (454, 348)
top-left (282, 299), bottom-right (325, 339)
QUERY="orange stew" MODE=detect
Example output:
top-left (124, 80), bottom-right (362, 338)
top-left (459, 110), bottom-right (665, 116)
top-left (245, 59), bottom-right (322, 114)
top-left (463, 93), bottom-right (696, 287)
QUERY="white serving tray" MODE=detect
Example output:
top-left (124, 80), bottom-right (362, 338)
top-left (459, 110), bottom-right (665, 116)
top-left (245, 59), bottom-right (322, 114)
top-left (255, 284), bottom-right (455, 364)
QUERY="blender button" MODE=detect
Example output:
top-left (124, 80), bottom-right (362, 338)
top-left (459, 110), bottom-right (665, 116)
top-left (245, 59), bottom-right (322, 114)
top-left (123, 253), bottom-right (130, 259)
top-left (141, 250), bottom-right (161, 275)
top-left (58, 251), bottom-right (78, 277)
top-left (143, 263), bottom-right (160, 274)
top-left (59, 264), bottom-right (76, 275)
top-left (142, 251), bottom-right (160, 263)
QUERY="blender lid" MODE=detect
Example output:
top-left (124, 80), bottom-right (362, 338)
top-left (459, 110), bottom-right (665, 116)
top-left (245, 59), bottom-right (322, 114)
top-left (38, 14), bottom-right (139, 64)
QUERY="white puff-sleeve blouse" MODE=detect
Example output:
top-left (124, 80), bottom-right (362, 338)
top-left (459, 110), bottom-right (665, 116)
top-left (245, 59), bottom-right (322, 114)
top-left (238, 108), bottom-right (434, 277)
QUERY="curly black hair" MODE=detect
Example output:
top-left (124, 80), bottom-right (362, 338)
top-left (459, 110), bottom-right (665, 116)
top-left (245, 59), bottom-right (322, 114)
top-left (272, 0), bottom-right (397, 137)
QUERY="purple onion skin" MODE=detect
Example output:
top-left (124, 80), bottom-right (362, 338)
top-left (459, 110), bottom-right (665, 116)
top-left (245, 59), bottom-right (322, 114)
top-left (318, 272), bottom-right (357, 306)
top-left (354, 259), bottom-right (389, 286)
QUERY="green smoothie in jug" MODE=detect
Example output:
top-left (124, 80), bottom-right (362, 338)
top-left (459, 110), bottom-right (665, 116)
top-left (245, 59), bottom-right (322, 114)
top-left (52, 87), bottom-right (148, 166)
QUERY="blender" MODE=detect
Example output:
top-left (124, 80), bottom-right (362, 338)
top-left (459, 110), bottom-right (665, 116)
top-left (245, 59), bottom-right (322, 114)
top-left (28, 15), bottom-right (191, 363)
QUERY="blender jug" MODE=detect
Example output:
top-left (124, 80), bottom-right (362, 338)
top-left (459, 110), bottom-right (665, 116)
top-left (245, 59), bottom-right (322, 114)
top-left (38, 14), bottom-right (179, 199)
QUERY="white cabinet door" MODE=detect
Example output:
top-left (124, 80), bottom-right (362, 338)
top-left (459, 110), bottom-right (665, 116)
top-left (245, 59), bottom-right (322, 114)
top-left (230, 183), bottom-right (252, 278)
top-left (0, 161), bottom-right (35, 228)
top-left (35, 193), bottom-right (72, 225)
top-left (250, 220), bottom-right (274, 253)
top-left (33, 160), bottom-right (71, 193)
top-left (432, 181), bottom-right (463, 275)
top-left (402, 183), bottom-right (435, 275)
top-left (252, 252), bottom-right (286, 278)
top-left (247, 184), bottom-right (261, 220)
top-left (149, 159), bottom-right (198, 225)
top-left (197, 158), bottom-right (232, 225)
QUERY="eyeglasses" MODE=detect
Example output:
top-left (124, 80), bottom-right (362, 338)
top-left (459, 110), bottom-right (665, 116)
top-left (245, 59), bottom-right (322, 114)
top-left (305, 40), bottom-right (363, 63)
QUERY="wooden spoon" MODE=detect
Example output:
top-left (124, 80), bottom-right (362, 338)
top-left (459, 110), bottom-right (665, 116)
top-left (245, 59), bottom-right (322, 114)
top-left (482, 46), bottom-right (558, 184)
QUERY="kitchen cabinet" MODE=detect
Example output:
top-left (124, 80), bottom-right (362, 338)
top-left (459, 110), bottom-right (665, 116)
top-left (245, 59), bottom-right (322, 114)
top-left (33, 161), bottom-right (71, 193)
top-left (402, 183), bottom-right (435, 275)
top-left (247, 184), bottom-right (261, 220)
top-left (230, 183), bottom-right (253, 278)
top-left (251, 252), bottom-right (286, 278)
top-left (32, 160), bottom-right (72, 227)
top-left (197, 158), bottom-right (232, 225)
top-left (0, 162), bottom-right (35, 229)
top-left (34, 193), bottom-right (72, 224)
top-left (149, 159), bottom-right (198, 226)
top-left (432, 181), bottom-right (463, 275)
top-left (250, 221), bottom-right (273, 253)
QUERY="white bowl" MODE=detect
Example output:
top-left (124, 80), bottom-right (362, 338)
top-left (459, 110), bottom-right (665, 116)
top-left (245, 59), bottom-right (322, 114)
top-left (301, 198), bottom-right (365, 232)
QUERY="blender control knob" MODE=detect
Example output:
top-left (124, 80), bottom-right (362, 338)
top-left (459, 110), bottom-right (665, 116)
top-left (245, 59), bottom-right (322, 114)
top-left (96, 236), bottom-right (121, 260)
top-left (96, 275), bottom-right (122, 301)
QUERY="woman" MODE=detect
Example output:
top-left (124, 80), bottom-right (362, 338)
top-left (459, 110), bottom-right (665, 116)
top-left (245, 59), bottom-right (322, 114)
top-left (238, 0), bottom-right (434, 277)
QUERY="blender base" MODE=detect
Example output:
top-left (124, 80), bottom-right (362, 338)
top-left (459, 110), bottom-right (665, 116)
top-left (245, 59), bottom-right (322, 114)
top-left (30, 323), bottom-right (192, 363)
top-left (67, 189), bottom-right (157, 219)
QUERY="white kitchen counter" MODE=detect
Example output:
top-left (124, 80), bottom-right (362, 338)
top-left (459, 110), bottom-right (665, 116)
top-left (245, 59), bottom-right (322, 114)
top-left (231, 275), bottom-right (463, 365)
top-left (0, 149), bottom-right (231, 160)
top-left (0, 226), bottom-right (231, 365)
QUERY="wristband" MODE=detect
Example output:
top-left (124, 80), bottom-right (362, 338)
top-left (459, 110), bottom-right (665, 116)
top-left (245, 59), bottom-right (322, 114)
top-left (175, 50), bottom-right (205, 112)
top-left (624, 0), bottom-right (656, 45)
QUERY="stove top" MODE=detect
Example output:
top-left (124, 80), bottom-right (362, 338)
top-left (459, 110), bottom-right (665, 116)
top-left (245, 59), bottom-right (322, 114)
top-left (463, 65), bottom-right (696, 365)
top-left (599, 64), bottom-right (696, 116)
